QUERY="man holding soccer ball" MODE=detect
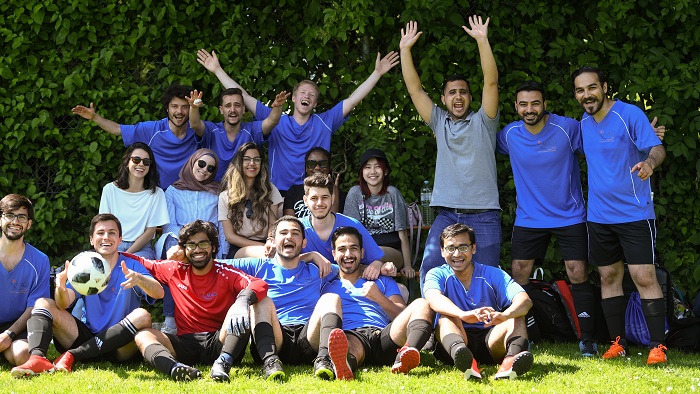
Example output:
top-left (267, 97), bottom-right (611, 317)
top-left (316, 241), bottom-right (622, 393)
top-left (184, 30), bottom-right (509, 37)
top-left (11, 214), bottom-right (164, 378)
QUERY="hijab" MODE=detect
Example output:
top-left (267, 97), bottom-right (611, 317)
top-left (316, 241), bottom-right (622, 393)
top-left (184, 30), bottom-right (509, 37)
top-left (171, 148), bottom-right (220, 194)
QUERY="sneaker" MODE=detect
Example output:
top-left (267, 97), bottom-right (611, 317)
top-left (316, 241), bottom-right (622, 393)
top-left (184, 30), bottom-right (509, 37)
top-left (601, 336), bottom-right (627, 360)
top-left (579, 339), bottom-right (598, 357)
top-left (494, 351), bottom-right (534, 380)
top-left (170, 362), bottom-right (202, 381)
top-left (464, 358), bottom-right (482, 380)
top-left (54, 352), bottom-right (75, 373)
top-left (210, 354), bottom-right (232, 382)
top-left (161, 324), bottom-right (178, 336)
top-left (328, 328), bottom-right (353, 380)
top-left (261, 356), bottom-right (285, 381)
top-left (11, 355), bottom-right (55, 378)
top-left (647, 344), bottom-right (668, 365)
top-left (452, 346), bottom-right (474, 374)
top-left (314, 356), bottom-right (334, 380)
top-left (391, 346), bottom-right (420, 374)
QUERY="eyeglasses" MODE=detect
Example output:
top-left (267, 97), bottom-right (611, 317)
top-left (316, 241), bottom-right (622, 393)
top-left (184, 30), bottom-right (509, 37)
top-left (197, 160), bottom-right (216, 173)
top-left (130, 156), bottom-right (152, 166)
top-left (243, 156), bottom-right (262, 165)
top-left (245, 199), bottom-right (253, 219)
top-left (184, 241), bottom-right (211, 251)
top-left (306, 159), bottom-right (329, 169)
top-left (2, 213), bottom-right (29, 223)
top-left (443, 244), bottom-right (472, 254)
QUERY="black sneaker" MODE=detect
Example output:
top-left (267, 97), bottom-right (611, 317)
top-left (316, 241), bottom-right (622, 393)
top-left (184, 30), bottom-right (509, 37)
top-left (170, 362), bottom-right (202, 381)
top-left (453, 346), bottom-right (474, 373)
top-left (579, 339), bottom-right (598, 357)
top-left (314, 356), bottom-right (334, 380)
top-left (261, 356), bottom-right (285, 381)
top-left (210, 354), bottom-right (232, 382)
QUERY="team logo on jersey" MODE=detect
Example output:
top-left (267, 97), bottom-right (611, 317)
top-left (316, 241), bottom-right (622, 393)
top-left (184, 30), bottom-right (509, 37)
top-left (598, 128), bottom-right (614, 142)
top-left (202, 292), bottom-right (217, 300)
top-left (537, 140), bottom-right (557, 152)
top-left (177, 283), bottom-right (188, 290)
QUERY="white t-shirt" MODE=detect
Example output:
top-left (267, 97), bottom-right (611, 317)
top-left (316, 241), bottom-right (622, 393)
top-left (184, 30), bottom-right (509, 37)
top-left (99, 182), bottom-right (169, 241)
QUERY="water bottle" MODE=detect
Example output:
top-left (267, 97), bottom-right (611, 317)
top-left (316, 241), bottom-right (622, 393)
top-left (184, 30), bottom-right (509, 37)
top-left (420, 180), bottom-right (434, 226)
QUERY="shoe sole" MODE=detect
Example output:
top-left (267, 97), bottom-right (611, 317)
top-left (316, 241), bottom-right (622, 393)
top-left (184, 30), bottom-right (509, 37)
top-left (453, 347), bottom-right (474, 373)
top-left (265, 369), bottom-right (286, 381)
top-left (391, 348), bottom-right (420, 374)
top-left (171, 365), bottom-right (202, 381)
top-left (494, 352), bottom-right (534, 380)
top-left (315, 365), bottom-right (334, 380)
top-left (11, 366), bottom-right (55, 378)
top-left (328, 328), bottom-right (353, 380)
top-left (210, 372), bottom-right (230, 382)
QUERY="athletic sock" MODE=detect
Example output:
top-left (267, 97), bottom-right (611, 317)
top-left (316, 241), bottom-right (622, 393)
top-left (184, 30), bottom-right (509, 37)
top-left (505, 336), bottom-right (529, 357)
top-left (443, 333), bottom-right (467, 361)
top-left (69, 317), bottom-right (138, 361)
top-left (601, 295), bottom-right (629, 347)
top-left (254, 322), bottom-right (277, 362)
top-left (347, 353), bottom-right (358, 372)
top-left (318, 313), bottom-right (342, 358)
top-left (222, 331), bottom-right (250, 361)
top-left (571, 282), bottom-right (596, 340)
top-left (641, 298), bottom-right (666, 347)
top-left (143, 343), bottom-right (177, 376)
top-left (405, 319), bottom-right (433, 350)
top-left (27, 308), bottom-right (54, 357)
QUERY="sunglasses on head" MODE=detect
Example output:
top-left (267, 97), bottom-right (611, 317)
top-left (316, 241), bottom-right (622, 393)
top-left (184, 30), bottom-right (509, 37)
top-left (306, 159), bottom-right (329, 169)
top-left (245, 199), bottom-right (253, 219)
top-left (197, 160), bottom-right (216, 173)
top-left (130, 156), bottom-right (152, 166)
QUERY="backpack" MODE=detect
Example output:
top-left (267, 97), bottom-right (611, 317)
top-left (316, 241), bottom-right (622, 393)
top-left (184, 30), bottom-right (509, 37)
top-left (406, 202), bottom-right (422, 269)
top-left (525, 279), bottom-right (578, 343)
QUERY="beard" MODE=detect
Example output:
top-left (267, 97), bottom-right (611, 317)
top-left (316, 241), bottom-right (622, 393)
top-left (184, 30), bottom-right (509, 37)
top-left (2, 226), bottom-right (26, 241)
top-left (188, 252), bottom-right (212, 270)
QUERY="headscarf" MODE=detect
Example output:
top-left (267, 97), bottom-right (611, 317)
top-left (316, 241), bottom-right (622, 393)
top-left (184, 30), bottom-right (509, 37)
top-left (171, 148), bottom-right (220, 194)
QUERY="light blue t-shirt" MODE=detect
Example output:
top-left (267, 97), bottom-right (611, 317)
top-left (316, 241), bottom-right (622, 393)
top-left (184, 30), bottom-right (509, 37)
top-left (322, 275), bottom-right (401, 330)
top-left (300, 213), bottom-right (384, 264)
top-left (201, 120), bottom-right (267, 181)
top-left (0, 243), bottom-right (50, 324)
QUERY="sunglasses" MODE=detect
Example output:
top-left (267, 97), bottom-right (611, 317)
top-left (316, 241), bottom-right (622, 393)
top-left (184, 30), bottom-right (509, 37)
top-left (306, 159), bottom-right (329, 169)
top-left (197, 160), bottom-right (216, 173)
top-left (245, 199), bottom-right (253, 219)
top-left (130, 156), bottom-right (152, 166)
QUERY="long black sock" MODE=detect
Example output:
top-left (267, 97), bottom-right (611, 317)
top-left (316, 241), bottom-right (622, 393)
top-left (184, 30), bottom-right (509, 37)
top-left (571, 282), bottom-right (596, 340)
top-left (641, 298), bottom-right (666, 347)
top-left (405, 319), bottom-right (433, 350)
top-left (505, 336), bottom-right (529, 357)
top-left (27, 308), bottom-right (54, 357)
top-left (69, 317), bottom-right (138, 361)
top-left (254, 322), bottom-right (277, 362)
top-left (143, 343), bottom-right (177, 376)
top-left (318, 313), bottom-right (342, 358)
top-left (442, 333), bottom-right (467, 361)
top-left (601, 295), bottom-right (629, 347)
top-left (222, 331), bottom-right (250, 362)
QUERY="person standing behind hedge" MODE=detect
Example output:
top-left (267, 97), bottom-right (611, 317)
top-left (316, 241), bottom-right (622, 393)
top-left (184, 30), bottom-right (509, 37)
top-left (99, 142), bottom-right (169, 259)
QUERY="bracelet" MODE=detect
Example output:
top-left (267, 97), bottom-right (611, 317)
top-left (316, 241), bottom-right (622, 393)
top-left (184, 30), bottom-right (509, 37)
top-left (4, 330), bottom-right (16, 341)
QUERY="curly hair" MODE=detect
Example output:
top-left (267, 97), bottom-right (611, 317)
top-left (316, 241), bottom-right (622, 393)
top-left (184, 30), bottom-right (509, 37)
top-left (220, 142), bottom-right (274, 235)
top-left (161, 84), bottom-right (192, 114)
top-left (178, 219), bottom-right (219, 256)
top-left (115, 142), bottom-right (160, 193)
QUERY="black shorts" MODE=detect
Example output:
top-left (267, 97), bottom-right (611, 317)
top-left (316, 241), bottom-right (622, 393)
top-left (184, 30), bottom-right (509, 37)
top-left (250, 323), bottom-right (317, 365)
top-left (167, 331), bottom-right (230, 366)
top-left (346, 324), bottom-right (400, 366)
top-left (54, 316), bottom-right (141, 363)
top-left (587, 220), bottom-right (657, 266)
top-left (511, 223), bottom-right (587, 261)
top-left (434, 327), bottom-right (498, 366)
top-left (0, 321), bottom-right (28, 340)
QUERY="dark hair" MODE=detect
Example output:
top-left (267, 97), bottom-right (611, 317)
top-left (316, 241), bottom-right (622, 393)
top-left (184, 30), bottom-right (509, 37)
top-left (0, 194), bottom-right (35, 221)
top-left (178, 219), bottom-right (220, 256)
top-left (270, 215), bottom-right (306, 240)
top-left (358, 151), bottom-right (390, 197)
top-left (515, 81), bottom-right (546, 102)
top-left (161, 84), bottom-right (192, 114)
top-left (90, 213), bottom-right (122, 237)
top-left (440, 223), bottom-right (475, 247)
top-left (303, 173), bottom-right (334, 196)
top-left (331, 226), bottom-right (363, 249)
top-left (219, 88), bottom-right (244, 106)
top-left (115, 142), bottom-right (160, 193)
top-left (442, 74), bottom-right (471, 95)
top-left (571, 66), bottom-right (607, 91)
top-left (304, 147), bottom-right (331, 177)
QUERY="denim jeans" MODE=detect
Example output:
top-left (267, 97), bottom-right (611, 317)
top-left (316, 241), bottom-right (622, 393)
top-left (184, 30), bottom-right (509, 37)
top-left (419, 209), bottom-right (502, 292)
top-left (118, 240), bottom-right (156, 260)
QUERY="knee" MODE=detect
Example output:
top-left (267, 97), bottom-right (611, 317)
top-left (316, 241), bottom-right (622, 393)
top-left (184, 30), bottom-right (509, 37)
top-left (128, 308), bottom-right (153, 330)
top-left (630, 268), bottom-right (658, 289)
top-left (319, 293), bottom-right (341, 310)
top-left (33, 297), bottom-right (57, 311)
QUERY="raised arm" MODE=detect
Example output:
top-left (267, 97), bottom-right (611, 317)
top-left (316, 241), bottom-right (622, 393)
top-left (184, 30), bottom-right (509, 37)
top-left (71, 103), bottom-right (122, 136)
top-left (463, 15), bottom-right (498, 119)
top-left (54, 261), bottom-right (77, 310)
top-left (119, 261), bottom-right (165, 299)
top-left (342, 51), bottom-right (399, 117)
top-left (186, 89), bottom-right (205, 137)
top-left (197, 49), bottom-right (258, 115)
top-left (261, 91), bottom-right (290, 135)
top-left (400, 21), bottom-right (434, 123)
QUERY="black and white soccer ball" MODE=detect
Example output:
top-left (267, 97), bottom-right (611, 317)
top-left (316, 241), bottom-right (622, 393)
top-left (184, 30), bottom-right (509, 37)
top-left (67, 251), bottom-right (111, 295)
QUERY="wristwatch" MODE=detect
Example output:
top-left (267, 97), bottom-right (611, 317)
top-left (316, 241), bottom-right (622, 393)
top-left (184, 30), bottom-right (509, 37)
top-left (3, 330), bottom-right (16, 340)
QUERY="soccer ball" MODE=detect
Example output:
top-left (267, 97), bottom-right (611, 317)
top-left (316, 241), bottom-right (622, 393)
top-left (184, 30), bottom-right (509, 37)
top-left (67, 251), bottom-right (111, 295)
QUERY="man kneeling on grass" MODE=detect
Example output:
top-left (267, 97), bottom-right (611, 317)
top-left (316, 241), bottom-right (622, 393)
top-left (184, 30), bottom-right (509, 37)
top-left (424, 224), bottom-right (534, 380)
top-left (320, 226), bottom-right (434, 379)
top-left (12, 214), bottom-right (164, 377)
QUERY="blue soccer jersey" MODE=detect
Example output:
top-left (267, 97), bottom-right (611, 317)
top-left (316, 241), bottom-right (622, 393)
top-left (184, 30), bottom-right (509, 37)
top-left (424, 263), bottom-right (524, 330)
top-left (0, 243), bottom-right (50, 324)
top-left (497, 113), bottom-right (586, 228)
top-left (201, 120), bottom-right (268, 181)
top-left (580, 101), bottom-right (662, 223)
top-left (300, 213), bottom-right (384, 265)
top-left (322, 275), bottom-right (401, 330)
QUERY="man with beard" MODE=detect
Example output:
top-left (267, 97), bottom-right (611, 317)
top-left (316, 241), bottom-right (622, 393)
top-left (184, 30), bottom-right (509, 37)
top-left (72, 84), bottom-right (204, 188)
top-left (572, 66), bottom-right (667, 365)
top-left (400, 17), bottom-right (502, 291)
top-left (0, 194), bottom-right (50, 368)
top-left (129, 219), bottom-right (268, 382)
top-left (425, 224), bottom-right (533, 380)
top-left (321, 226), bottom-right (433, 378)
top-left (197, 49), bottom-right (399, 194)
top-left (11, 214), bottom-right (163, 377)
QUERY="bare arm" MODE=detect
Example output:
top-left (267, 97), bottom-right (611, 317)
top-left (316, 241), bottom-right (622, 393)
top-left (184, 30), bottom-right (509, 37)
top-left (261, 91), bottom-right (290, 135)
top-left (0, 307), bottom-right (32, 351)
top-left (362, 281), bottom-right (405, 321)
top-left (197, 49), bottom-right (258, 115)
top-left (631, 144), bottom-right (666, 181)
top-left (398, 229), bottom-right (415, 278)
top-left (425, 288), bottom-right (493, 324)
top-left (484, 291), bottom-right (532, 326)
top-left (186, 89), bottom-right (205, 137)
top-left (221, 219), bottom-right (265, 248)
top-left (463, 15), bottom-right (498, 119)
top-left (342, 52), bottom-right (399, 117)
top-left (119, 261), bottom-right (164, 299)
top-left (400, 21), bottom-right (434, 123)
top-left (55, 262), bottom-right (77, 310)
top-left (125, 227), bottom-right (157, 255)
top-left (71, 103), bottom-right (122, 136)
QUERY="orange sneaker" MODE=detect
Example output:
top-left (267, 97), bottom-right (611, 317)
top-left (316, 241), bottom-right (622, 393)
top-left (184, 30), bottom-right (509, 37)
top-left (11, 355), bottom-right (55, 378)
top-left (54, 352), bottom-right (75, 373)
top-left (601, 336), bottom-right (627, 360)
top-left (647, 344), bottom-right (668, 365)
top-left (391, 346), bottom-right (420, 374)
top-left (328, 328), bottom-right (353, 380)
top-left (494, 351), bottom-right (534, 380)
top-left (464, 358), bottom-right (482, 380)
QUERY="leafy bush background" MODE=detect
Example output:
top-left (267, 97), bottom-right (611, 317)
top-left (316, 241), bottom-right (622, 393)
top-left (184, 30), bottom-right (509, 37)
top-left (1, 0), bottom-right (698, 294)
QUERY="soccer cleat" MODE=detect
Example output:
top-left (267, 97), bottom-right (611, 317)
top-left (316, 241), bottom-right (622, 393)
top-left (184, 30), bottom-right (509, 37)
top-left (601, 336), bottom-right (627, 360)
top-left (210, 354), bottom-right (232, 382)
top-left (314, 356), bottom-right (334, 380)
top-left (261, 356), bottom-right (285, 381)
top-left (579, 339), bottom-right (599, 357)
top-left (391, 346), bottom-right (420, 374)
top-left (170, 362), bottom-right (202, 381)
top-left (452, 346), bottom-right (474, 374)
top-left (328, 328), bottom-right (353, 380)
top-left (11, 355), bottom-right (55, 378)
top-left (494, 351), bottom-right (534, 380)
top-left (647, 344), bottom-right (668, 365)
top-left (464, 358), bottom-right (482, 380)
top-left (54, 352), bottom-right (75, 373)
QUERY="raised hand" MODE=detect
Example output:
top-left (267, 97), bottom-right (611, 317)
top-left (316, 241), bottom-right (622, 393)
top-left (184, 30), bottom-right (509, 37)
top-left (186, 90), bottom-right (204, 107)
top-left (197, 49), bottom-right (221, 73)
top-left (56, 261), bottom-right (70, 290)
top-left (462, 15), bottom-right (490, 40)
top-left (361, 281), bottom-right (382, 302)
top-left (120, 261), bottom-right (141, 289)
top-left (375, 51), bottom-right (399, 75)
top-left (71, 103), bottom-right (96, 120)
top-left (400, 21), bottom-right (423, 50)
top-left (166, 245), bottom-right (186, 261)
top-left (271, 91), bottom-right (290, 108)
top-left (651, 116), bottom-right (666, 141)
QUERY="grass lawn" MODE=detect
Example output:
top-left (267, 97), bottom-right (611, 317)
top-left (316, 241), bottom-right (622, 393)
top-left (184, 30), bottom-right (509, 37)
top-left (2, 342), bottom-right (699, 393)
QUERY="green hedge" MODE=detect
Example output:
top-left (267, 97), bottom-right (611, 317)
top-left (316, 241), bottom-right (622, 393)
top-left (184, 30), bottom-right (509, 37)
top-left (1, 0), bottom-right (698, 294)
